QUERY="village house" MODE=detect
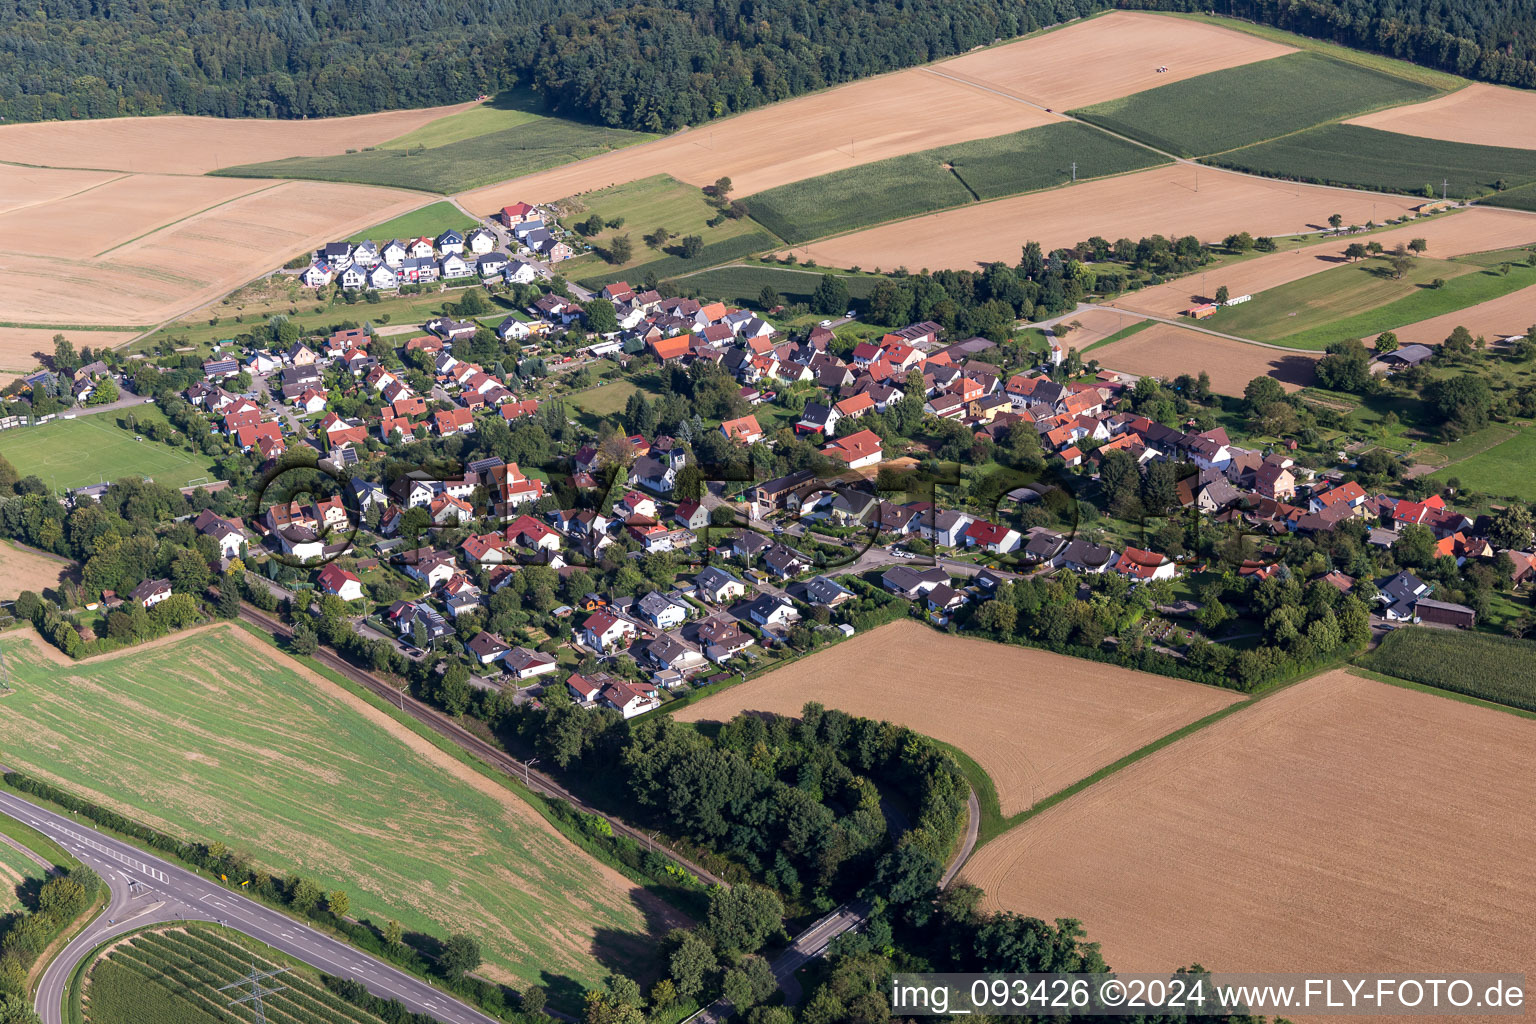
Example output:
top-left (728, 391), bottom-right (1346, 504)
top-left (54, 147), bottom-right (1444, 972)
top-left (581, 609), bottom-right (636, 653)
top-left (316, 564), bottom-right (363, 601)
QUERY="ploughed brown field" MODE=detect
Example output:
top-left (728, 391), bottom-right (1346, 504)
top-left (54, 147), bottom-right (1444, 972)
top-left (932, 11), bottom-right (1294, 111)
top-left (1093, 322), bottom-right (1317, 395)
top-left (0, 178), bottom-right (424, 327)
top-left (459, 12), bottom-right (1286, 212)
top-left (1109, 208), bottom-right (1536, 319)
top-left (673, 620), bottom-right (1240, 816)
top-left (0, 328), bottom-right (142, 373)
top-left (961, 670), bottom-right (1536, 1022)
top-left (793, 164), bottom-right (1423, 272)
top-left (1393, 281), bottom-right (1536, 346)
top-left (0, 541), bottom-right (75, 600)
top-left (0, 102), bottom-right (476, 175)
top-left (1347, 82), bottom-right (1536, 150)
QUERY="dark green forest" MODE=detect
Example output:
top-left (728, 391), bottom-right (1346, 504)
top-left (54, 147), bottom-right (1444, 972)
top-left (1125, 0), bottom-right (1536, 87)
top-left (6, 0), bottom-right (1536, 130)
top-left (0, 0), bottom-right (1109, 128)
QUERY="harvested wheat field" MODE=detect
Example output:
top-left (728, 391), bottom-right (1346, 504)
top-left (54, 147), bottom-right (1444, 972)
top-left (0, 172), bottom-right (277, 258)
top-left (1393, 280), bottom-right (1536, 346)
top-left (1095, 322), bottom-right (1317, 394)
top-left (1053, 307), bottom-right (1144, 349)
top-left (0, 103), bottom-right (476, 175)
top-left (1348, 83), bottom-right (1536, 150)
top-left (461, 70), bottom-right (1061, 211)
top-left (0, 328), bottom-right (141, 372)
top-left (1111, 207), bottom-right (1536, 318)
top-left (935, 11), bottom-right (1294, 111)
top-left (0, 165), bottom-right (123, 216)
top-left (674, 620), bottom-right (1239, 815)
top-left (795, 164), bottom-right (1422, 271)
top-left (0, 541), bottom-right (75, 599)
top-left (962, 670), bottom-right (1536, 1019)
top-left (0, 624), bottom-right (681, 989)
top-left (0, 180), bottom-right (423, 327)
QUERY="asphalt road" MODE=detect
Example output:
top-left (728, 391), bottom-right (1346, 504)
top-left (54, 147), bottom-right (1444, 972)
top-left (0, 790), bottom-right (500, 1024)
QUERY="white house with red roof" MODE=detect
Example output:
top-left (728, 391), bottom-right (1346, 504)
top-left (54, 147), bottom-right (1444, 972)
top-left (316, 564), bottom-right (363, 601)
top-left (720, 414), bottom-right (764, 444)
top-left (505, 514), bottom-right (560, 552)
top-left (1113, 547), bottom-right (1177, 581)
top-left (822, 429), bottom-right (883, 469)
top-left (964, 519), bottom-right (1021, 554)
top-left (581, 609), bottom-right (636, 653)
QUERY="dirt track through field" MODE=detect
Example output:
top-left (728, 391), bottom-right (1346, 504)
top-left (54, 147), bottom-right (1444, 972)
top-left (674, 620), bottom-right (1240, 816)
top-left (1109, 208), bottom-right (1536, 318)
top-left (935, 11), bottom-right (1294, 111)
top-left (1093, 321), bottom-right (1317, 395)
top-left (1347, 83), bottom-right (1536, 150)
top-left (961, 669), bottom-right (1536, 1022)
top-left (0, 179), bottom-right (424, 326)
top-left (793, 164), bottom-right (1425, 271)
top-left (0, 103), bottom-right (477, 175)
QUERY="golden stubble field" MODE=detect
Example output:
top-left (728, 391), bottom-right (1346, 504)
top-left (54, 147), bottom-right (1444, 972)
top-left (1347, 82), bottom-right (1536, 149)
top-left (458, 12), bottom-right (1290, 212)
top-left (1110, 207), bottom-right (1536, 319)
top-left (961, 670), bottom-right (1536, 1022)
top-left (1094, 322), bottom-right (1318, 395)
top-left (0, 327), bottom-right (142, 372)
top-left (1393, 281), bottom-right (1536, 345)
top-left (0, 178), bottom-right (425, 327)
top-left (0, 540), bottom-right (75, 599)
top-left (793, 164), bottom-right (1425, 272)
top-left (0, 102), bottom-right (476, 175)
top-left (674, 620), bottom-right (1240, 816)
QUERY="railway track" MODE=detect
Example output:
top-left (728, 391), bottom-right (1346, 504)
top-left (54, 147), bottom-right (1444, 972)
top-left (235, 603), bottom-right (728, 889)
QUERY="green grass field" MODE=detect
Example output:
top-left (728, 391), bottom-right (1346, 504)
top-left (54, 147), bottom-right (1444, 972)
top-left (380, 90), bottom-right (549, 150)
top-left (744, 122), bottom-right (1165, 244)
top-left (668, 264), bottom-right (891, 306)
top-left (214, 119), bottom-right (656, 195)
top-left (1204, 254), bottom-right (1475, 341)
top-left (1362, 627), bottom-right (1536, 711)
top-left (1264, 259), bottom-right (1536, 349)
top-left (0, 627), bottom-right (667, 990)
top-left (0, 835), bottom-right (46, 913)
top-left (0, 412), bottom-right (218, 492)
top-left (573, 231), bottom-right (778, 291)
top-left (1071, 51), bottom-right (1438, 157)
top-left (557, 174), bottom-right (774, 282)
top-left (84, 925), bottom-right (386, 1024)
top-left (1211, 124), bottom-right (1536, 199)
top-left (346, 201), bottom-right (475, 243)
top-left (1428, 425), bottom-right (1536, 500)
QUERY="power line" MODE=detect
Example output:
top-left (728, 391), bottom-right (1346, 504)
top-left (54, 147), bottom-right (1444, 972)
top-left (219, 962), bottom-right (289, 1024)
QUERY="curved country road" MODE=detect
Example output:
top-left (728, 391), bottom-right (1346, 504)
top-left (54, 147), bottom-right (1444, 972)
top-left (0, 790), bottom-right (501, 1024)
top-left (940, 790), bottom-right (982, 890)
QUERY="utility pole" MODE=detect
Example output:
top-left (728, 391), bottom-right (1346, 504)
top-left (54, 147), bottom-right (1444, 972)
top-left (522, 757), bottom-right (539, 788)
top-left (1070, 161), bottom-right (1077, 182)
top-left (1442, 178), bottom-right (1450, 202)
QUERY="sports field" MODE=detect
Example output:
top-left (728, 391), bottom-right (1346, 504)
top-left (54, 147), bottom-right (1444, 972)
top-left (745, 122), bottom-right (1167, 244)
top-left (1347, 83), bottom-right (1536, 151)
top-left (0, 413), bottom-right (217, 492)
top-left (0, 626), bottom-right (676, 989)
top-left (1108, 208), bottom-right (1536, 320)
top-left (795, 163), bottom-right (1422, 272)
top-left (674, 620), bottom-right (1241, 818)
top-left (82, 925), bottom-right (388, 1024)
top-left (1093, 322), bottom-right (1317, 395)
top-left (1213, 124), bottom-right (1536, 199)
top-left (0, 103), bottom-right (476, 175)
top-left (1071, 51), bottom-right (1438, 158)
top-left (961, 670), bottom-right (1536, 985)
